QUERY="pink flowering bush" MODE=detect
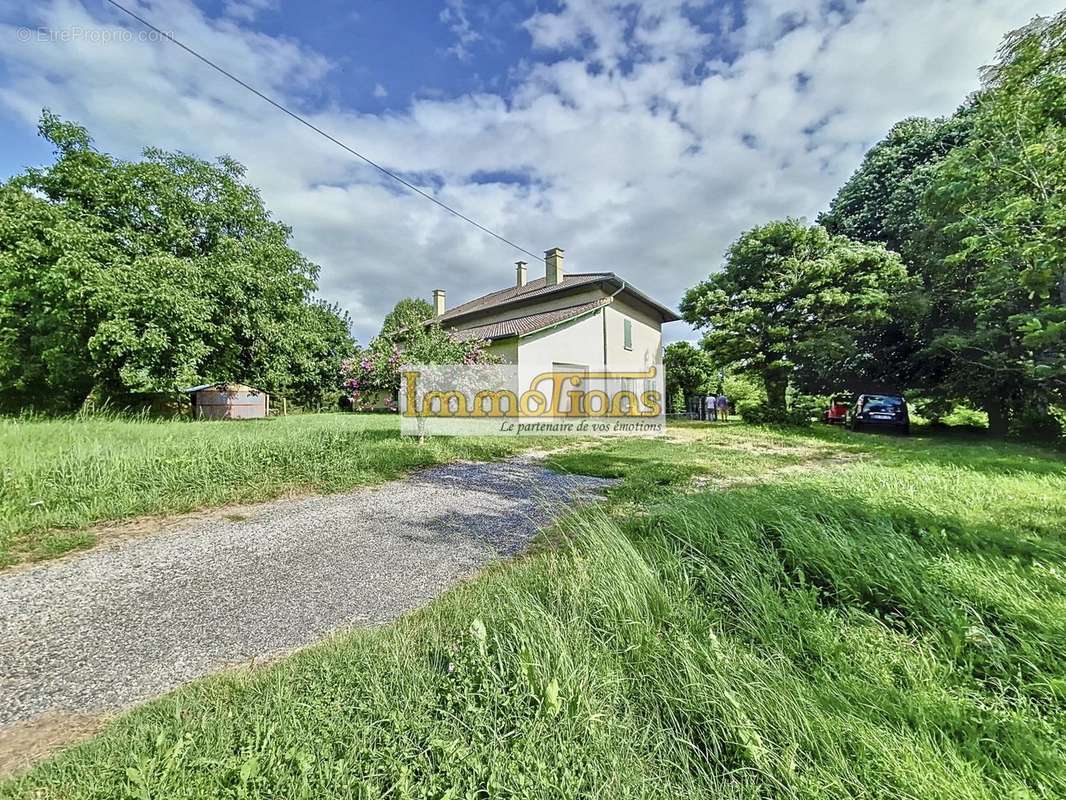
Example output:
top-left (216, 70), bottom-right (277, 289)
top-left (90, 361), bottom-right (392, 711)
top-left (340, 323), bottom-right (495, 411)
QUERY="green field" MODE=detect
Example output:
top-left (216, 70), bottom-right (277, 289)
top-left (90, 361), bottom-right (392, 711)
top-left (3, 420), bottom-right (1064, 798)
top-left (0, 414), bottom-right (541, 568)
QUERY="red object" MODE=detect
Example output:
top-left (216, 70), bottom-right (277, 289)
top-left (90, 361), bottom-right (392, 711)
top-left (823, 395), bottom-right (852, 424)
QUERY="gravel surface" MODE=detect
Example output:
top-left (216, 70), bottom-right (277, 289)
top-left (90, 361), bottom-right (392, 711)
top-left (0, 455), bottom-right (613, 728)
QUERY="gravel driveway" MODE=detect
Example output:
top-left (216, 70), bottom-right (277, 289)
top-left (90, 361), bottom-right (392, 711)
top-left (0, 455), bottom-right (612, 729)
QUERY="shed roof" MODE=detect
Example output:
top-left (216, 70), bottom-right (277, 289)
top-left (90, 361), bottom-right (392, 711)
top-left (180, 382), bottom-right (264, 394)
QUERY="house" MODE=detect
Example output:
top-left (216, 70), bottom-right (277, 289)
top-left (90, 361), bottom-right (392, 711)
top-left (428, 247), bottom-right (680, 377)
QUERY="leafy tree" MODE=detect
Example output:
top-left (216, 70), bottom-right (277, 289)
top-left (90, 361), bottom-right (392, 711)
top-left (818, 115), bottom-right (972, 258)
top-left (281, 301), bottom-right (356, 408)
top-left (681, 220), bottom-right (917, 412)
top-left (663, 341), bottom-right (716, 410)
top-left (379, 298), bottom-right (434, 340)
top-left (814, 12), bottom-right (1066, 435)
top-left (0, 184), bottom-right (108, 410)
top-left (918, 10), bottom-right (1066, 433)
top-left (816, 114), bottom-right (973, 417)
top-left (0, 112), bottom-right (354, 411)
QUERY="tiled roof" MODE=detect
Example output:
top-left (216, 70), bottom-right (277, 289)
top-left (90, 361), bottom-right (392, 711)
top-left (436, 273), bottom-right (614, 323)
top-left (453, 298), bottom-right (612, 342)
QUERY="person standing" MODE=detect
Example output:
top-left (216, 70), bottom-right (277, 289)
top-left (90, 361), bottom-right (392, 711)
top-left (717, 393), bottom-right (730, 421)
top-left (704, 394), bottom-right (716, 422)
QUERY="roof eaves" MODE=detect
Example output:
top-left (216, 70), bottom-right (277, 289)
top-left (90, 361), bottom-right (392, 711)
top-left (597, 276), bottom-right (682, 322)
top-left (514, 298), bottom-right (611, 339)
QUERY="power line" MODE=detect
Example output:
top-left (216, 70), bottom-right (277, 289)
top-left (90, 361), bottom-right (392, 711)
top-left (103, 0), bottom-right (544, 263)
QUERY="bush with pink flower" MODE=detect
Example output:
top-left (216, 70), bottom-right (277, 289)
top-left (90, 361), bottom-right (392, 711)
top-left (340, 322), bottom-right (495, 412)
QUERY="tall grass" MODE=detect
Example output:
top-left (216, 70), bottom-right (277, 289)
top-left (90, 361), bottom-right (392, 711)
top-left (5, 433), bottom-right (1064, 798)
top-left (0, 414), bottom-right (540, 566)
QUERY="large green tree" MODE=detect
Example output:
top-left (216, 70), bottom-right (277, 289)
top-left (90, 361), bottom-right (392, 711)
top-left (681, 220), bottom-right (917, 412)
top-left (0, 112), bottom-right (354, 411)
top-left (918, 11), bottom-right (1066, 433)
top-left (818, 114), bottom-right (972, 259)
top-left (815, 12), bottom-right (1066, 435)
top-left (815, 115), bottom-right (973, 418)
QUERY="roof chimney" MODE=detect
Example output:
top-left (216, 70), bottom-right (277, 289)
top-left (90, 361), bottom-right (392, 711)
top-left (545, 247), bottom-right (564, 286)
top-left (432, 288), bottom-right (446, 316)
top-left (515, 261), bottom-right (528, 287)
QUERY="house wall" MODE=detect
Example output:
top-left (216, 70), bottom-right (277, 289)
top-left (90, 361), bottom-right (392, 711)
top-left (193, 388), bottom-right (268, 419)
top-left (603, 295), bottom-right (663, 370)
top-left (503, 298), bottom-right (664, 372)
top-left (510, 302), bottom-right (665, 413)
top-left (516, 310), bottom-right (607, 371)
top-left (514, 311), bottom-right (605, 412)
top-left (443, 283), bottom-right (668, 392)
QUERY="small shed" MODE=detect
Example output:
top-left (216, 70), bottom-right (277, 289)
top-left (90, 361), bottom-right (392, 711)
top-left (181, 383), bottom-right (269, 420)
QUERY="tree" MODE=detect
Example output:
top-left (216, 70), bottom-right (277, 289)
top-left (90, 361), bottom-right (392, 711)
top-left (918, 10), bottom-right (1066, 433)
top-left (0, 112), bottom-right (354, 412)
top-left (680, 220), bottom-right (917, 412)
top-left (280, 301), bottom-right (356, 408)
top-left (379, 298), bottom-right (434, 340)
top-left (663, 341), bottom-right (715, 411)
top-left (818, 115), bottom-right (972, 259)
top-left (0, 184), bottom-right (109, 410)
top-left (815, 114), bottom-right (974, 418)
top-left (814, 12), bottom-right (1066, 435)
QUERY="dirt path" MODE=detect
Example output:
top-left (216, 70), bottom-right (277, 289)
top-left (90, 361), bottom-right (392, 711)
top-left (0, 455), bottom-right (612, 774)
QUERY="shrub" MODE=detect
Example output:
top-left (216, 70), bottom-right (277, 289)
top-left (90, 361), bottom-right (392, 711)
top-left (1009, 407), bottom-right (1064, 444)
top-left (788, 394), bottom-right (824, 424)
top-left (670, 388), bottom-right (686, 415)
top-left (738, 402), bottom-right (813, 427)
top-left (942, 406), bottom-right (988, 428)
top-left (736, 399), bottom-right (771, 423)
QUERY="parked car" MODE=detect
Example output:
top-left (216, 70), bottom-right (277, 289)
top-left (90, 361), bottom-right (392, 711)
top-left (846, 393), bottom-right (910, 434)
top-left (822, 393), bottom-right (854, 425)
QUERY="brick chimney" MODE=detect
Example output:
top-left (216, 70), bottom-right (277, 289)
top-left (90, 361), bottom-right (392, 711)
top-left (515, 261), bottom-right (528, 287)
top-left (432, 288), bottom-right (446, 316)
top-left (545, 247), bottom-right (564, 286)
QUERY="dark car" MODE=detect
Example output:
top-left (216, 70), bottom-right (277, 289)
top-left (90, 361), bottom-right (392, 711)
top-left (822, 393), bottom-right (854, 425)
top-left (846, 394), bottom-right (910, 434)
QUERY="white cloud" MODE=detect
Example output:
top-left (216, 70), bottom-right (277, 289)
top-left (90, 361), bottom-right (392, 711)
top-left (373, 82), bottom-right (388, 98)
top-left (0, 0), bottom-right (1061, 345)
top-left (223, 0), bottom-right (278, 23)
top-left (440, 0), bottom-right (481, 61)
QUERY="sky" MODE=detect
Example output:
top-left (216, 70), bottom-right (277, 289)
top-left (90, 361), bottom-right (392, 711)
top-left (1, 0), bottom-right (1061, 345)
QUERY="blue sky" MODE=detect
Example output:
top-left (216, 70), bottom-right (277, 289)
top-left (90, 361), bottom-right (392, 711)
top-left (0, 0), bottom-right (1060, 344)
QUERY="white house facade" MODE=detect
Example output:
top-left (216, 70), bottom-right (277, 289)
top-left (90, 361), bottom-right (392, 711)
top-left (427, 247), bottom-right (680, 381)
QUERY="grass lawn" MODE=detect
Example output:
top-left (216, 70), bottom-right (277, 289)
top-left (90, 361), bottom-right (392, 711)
top-left (0, 413), bottom-right (544, 568)
top-left (3, 422), bottom-right (1065, 798)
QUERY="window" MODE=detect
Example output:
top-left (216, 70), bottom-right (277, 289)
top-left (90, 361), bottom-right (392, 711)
top-left (861, 395), bottom-right (904, 413)
top-left (623, 318), bottom-right (633, 350)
